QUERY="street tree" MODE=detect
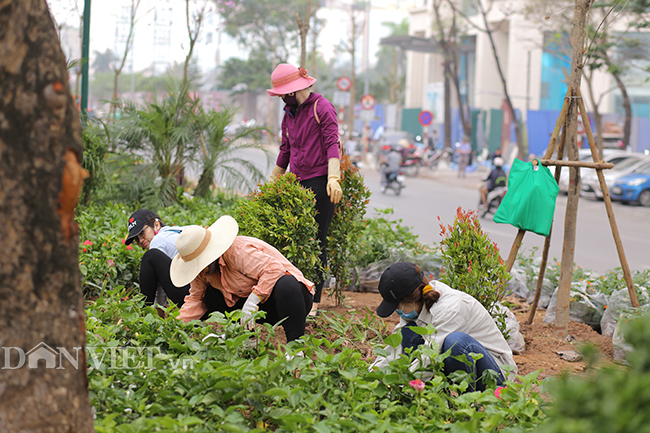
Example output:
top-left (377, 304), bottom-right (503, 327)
top-left (0, 0), bottom-right (94, 430)
top-left (448, 0), bottom-right (525, 159)
top-left (432, 0), bottom-right (472, 142)
top-left (109, 0), bottom-right (142, 120)
top-left (335, 1), bottom-right (367, 135)
top-left (523, 0), bottom-right (650, 153)
top-left (372, 19), bottom-right (408, 105)
top-left (182, 0), bottom-right (211, 91)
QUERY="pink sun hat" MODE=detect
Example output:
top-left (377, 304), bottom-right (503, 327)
top-left (266, 64), bottom-right (317, 96)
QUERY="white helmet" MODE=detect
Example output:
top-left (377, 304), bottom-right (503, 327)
top-left (493, 157), bottom-right (504, 167)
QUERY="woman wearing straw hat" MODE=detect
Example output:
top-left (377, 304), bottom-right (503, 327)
top-left (267, 63), bottom-right (342, 317)
top-left (170, 216), bottom-right (315, 342)
top-left (371, 262), bottom-right (517, 392)
top-left (124, 209), bottom-right (190, 308)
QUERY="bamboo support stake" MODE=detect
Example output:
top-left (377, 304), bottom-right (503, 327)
top-left (527, 123), bottom-right (568, 325)
top-left (539, 160), bottom-right (614, 169)
top-left (544, 89), bottom-right (571, 160)
top-left (505, 229), bottom-right (526, 273)
top-left (576, 90), bottom-right (639, 307)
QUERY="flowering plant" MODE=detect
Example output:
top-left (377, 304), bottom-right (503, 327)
top-left (438, 207), bottom-right (510, 336)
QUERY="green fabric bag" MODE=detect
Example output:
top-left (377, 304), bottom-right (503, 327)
top-left (493, 158), bottom-right (559, 237)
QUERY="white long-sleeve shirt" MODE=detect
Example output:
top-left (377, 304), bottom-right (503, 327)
top-left (372, 281), bottom-right (517, 377)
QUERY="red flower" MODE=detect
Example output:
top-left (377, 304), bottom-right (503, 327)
top-left (83, 240), bottom-right (93, 246)
top-left (409, 378), bottom-right (425, 392)
top-left (126, 245), bottom-right (133, 250)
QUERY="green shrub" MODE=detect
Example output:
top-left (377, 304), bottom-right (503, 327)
top-left (81, 122), bottom-right (110, 205)
top-left (539, 311), bottom-right (650, 433)
top-left (357, 208), bottom-right (424, 268)
top-left (87, 288), bottom-right (545, 432)
top-left (233, 173), bottom-right (321, 283)
top-left (327, 155), bottom-right (371, 304)
top-left (438, 207), bottom-right (510, 335)
top-left (76, 200), bottom-right (234, 296)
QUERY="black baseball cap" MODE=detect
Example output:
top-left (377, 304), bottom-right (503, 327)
top-left (125, 209), bottom-right (160, 245)
top-left (376, 262), bottom-right (424, 317)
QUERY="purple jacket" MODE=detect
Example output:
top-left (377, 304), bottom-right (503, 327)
top-left (276, 93), bottom-right (340, 181)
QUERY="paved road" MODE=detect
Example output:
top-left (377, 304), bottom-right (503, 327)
top-left (360, 162), bottom-right (650, 274)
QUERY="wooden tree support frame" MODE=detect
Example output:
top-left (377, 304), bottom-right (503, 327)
top-left (500, 89), bottom-right (639, 327)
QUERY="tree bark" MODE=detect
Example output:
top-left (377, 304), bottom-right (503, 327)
top-left (296, 0), bottom-right (311, 67)
top-left (0, 0), bottom-right (94, 431)
top-left (610, 70), bottom-right (632, 150)
top-left (582, 69), bottom-right (604, 156)
top-left (432, 1), bottom-right (471, 139)
top-left (555, 0), bottom-right (592, 336)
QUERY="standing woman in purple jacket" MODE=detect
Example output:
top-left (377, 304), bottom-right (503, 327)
top-left (267, 64), bottom-right (342, 317)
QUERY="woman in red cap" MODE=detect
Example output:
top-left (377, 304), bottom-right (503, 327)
top-left (371, 262), bottom-right (517, 392)
top-left (267, 64), bottom-right (342, 317)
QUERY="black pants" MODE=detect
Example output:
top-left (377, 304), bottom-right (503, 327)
top-left (300, 175), bottom-right (335, 303)
top-left (201, 275), bottom-right (313, 342)
top-left (139, 248), bottom-right (190, 306)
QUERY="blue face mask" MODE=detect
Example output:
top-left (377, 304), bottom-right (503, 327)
top-left (395, 308), bottom-right (419, 321)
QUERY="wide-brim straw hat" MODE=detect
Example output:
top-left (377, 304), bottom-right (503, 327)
top-left (170, 216), bottom-right (239, 287)
top-left (266, 63), bottom-right (317, 96)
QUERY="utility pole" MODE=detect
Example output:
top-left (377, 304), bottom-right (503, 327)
top-left (81, 0), bottom-right (91, 123)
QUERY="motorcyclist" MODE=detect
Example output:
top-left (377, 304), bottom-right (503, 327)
top-left (480, 157), bottom-right (507, 207)
top-left (381, 145), bottom-right (403, 186)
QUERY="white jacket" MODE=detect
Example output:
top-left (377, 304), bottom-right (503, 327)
top-left (372, 281), bottom-right (517, 377)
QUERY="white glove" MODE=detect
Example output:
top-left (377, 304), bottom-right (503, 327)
top-left (241, 293), bottom-right (261, 330)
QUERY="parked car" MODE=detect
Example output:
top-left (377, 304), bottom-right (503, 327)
top-left (556, 150), bottom-right (642, 194)
top-left (581, 156), bottom-right (650, 200)
top-left (610, 164), bottom-right (650, 206)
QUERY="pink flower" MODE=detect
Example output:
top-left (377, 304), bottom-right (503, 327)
top-left (409, 379), bottom-right (425, 392)
top-left (121, 238), bottom-right (126, 245)
top-left (494, 386), bottom-right (506, 399)
top-left (83, 240), bottom-right (93, 246)
top-left (107, 260), bottom-right (115, 267)
top-left (126, 245), bottom-right (133, 250)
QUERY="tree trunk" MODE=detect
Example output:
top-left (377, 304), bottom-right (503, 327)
top-left (0, 1), bottom-right (94, 431)
top-left (610, 70), bottom-right (632, 150)
top-left (555, 0), bottom-right (592, 336)
top-left (296, 0), bottom-right (311, 67)
top-left (444, 65), bottom-right (452, 149)
top-left (432, 1), bottom-right (472, 140)
top-left (477, 0), bottom-right (525, 160)
top-left (583, 70), bottom-right (604, 156)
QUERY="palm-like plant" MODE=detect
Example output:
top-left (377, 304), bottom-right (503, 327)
top-left (194, 107), bottom-right (271, 198)
top-left (110, 82), bottom-right (271, 206)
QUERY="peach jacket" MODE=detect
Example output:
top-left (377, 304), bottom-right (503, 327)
top-left (178, 236), bottom-right (314, 322)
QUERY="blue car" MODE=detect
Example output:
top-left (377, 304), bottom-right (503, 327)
top-left (610, 164), bottom-right (650, 207)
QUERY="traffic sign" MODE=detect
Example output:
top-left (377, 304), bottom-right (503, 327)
top-left (419, 110), bottom-right (434, 126)
top-left (333, 91), bottom-right (351, 107)
top-left (336, 76), bottom-right (352, 92)
top-left (361, 94), bottom-right (375, 110)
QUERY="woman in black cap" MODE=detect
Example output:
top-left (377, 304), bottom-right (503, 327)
top-left (372, 262), bottom-right (517, 391)
top-left (125, 209), bottom-right (190, 307)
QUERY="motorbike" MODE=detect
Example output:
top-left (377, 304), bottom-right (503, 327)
top-left (422, 147), bottom-right (454, 170)
top-left (380, 168), bottom-right (405, 195)
top-left (479, 186), bottom-right (507, 218)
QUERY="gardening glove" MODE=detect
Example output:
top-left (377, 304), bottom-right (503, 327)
top-left (241, 293), bottom-right (261, 330)
top-left (326, 158), bottom-right (343, 204)
top-left (269, 164), bottom-right (286, 180)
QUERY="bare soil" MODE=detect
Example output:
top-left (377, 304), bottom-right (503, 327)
top-left (311, 290), bottom-right (615, 380)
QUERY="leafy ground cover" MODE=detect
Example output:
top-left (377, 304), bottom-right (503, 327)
top-left (78, 200), bottom-right (650, 431)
